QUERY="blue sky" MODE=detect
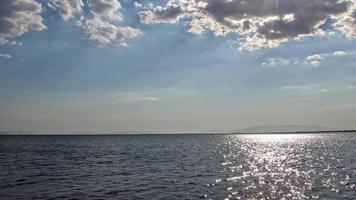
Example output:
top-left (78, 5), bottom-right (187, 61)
top-left (0, 0), bottom-right (355, 132)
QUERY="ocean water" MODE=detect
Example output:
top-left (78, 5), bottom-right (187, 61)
top-left (0, 133), bottom-right (355, 200)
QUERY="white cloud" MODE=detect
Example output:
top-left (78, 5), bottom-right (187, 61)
top-left (306, 50), bottom-right (350, 66)
top-left (48, 0), bottom-right (142, 46)
top-left (8, 41), bottom-right (22, 46)
top-left (0, 0), bottom-right (46, 45)
top-left (83, 17), bottom-right (119, 45)
top-left (333, 51), bottom-right (348, 56)
top-left (281, 84), bottom-right (333, 94)
top-left (48, 0), bottom-right (83, 21)
top-left (139, 4), bottom-right (184, 24)
top-left (334, 2), bottom-right (356, 39)
top-left (309, 60), bottom-right (321, 67)
top-left (261, 57), bottom-right (302, 68)
top-left (116, 26), bottom-right (142, 47)
top-left (81, 16), bottom-right (141, 47)
top-left (306, 54), bottom-right (327, 66)
top-left (0, 53), bottom-right (11, 59)
top-left (281, 85), bottom-right (312, 91)
top-left (134, 2), bottom-right (143, 8)
top-left (130, 96), bottom-right (158, 101)
top-left (307, 54), bottom-right (326, 61)
top-left (0, 0), bottom-right (140, 47)
top-left (80, 0), bottom-right (141, 46)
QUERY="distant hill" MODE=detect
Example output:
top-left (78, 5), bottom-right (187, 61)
top-left (236, 125), bottom-right (337, 133)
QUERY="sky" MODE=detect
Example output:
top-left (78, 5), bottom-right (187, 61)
top-left (0, 0), bottom-right (355, 133)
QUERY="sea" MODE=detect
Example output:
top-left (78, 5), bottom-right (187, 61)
top-left (0, 133), bottom-right (355, 199)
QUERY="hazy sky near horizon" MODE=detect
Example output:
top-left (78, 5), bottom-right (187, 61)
top-left (0, 0), bottom-right (356, 132)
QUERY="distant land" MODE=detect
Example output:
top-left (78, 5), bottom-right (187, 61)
top-left (232, 130), bottom-right (356, 134)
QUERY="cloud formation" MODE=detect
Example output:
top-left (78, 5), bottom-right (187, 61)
top-left (82, 17), bottom-right (141, 46)
top-left (0, 0), bottom-right (46, 45)
top-left (47, 0), bottom-right (141, 46)
top-left (130, 96), bottom-right (158, 101)
top-left (306, 51), bottom-right (349, 66)
top-left (334, 2), bottom-right (356, 38)
top-left (333, 51), bottom-right (348, 56)
top-left (0, 0), bottom-right (355, 50)
top-left (139, 4), bottom-right (184, 24)
top-left (48, 0), bottom-right (83, 21)
top-left (139, 0), bottom-right (356, 50)
top-left (307, 54), bottom-right (327, 66)
top-left (261, 57), bottom-right (297, 67)
top-left (262, 50), bottom-right (350, 67)
top-left (88, 0), bottom-right (122, 21)
top-left (82, 0), bottom-right (142, 46)
top-left (0, 53), bottom-right (11, 59)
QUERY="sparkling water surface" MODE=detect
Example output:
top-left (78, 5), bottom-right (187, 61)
top-left (0, 133), bottom-right (355, 199)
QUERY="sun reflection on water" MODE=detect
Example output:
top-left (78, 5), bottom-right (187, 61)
top-left (207, 134), bottom-right (355, 200)
top-left (238, 133), bottom-right (305, 143)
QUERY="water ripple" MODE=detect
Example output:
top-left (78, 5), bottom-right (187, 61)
top-left (0, 134), bottom-right (355, 199)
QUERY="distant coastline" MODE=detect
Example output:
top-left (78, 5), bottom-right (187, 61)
top-left (231, 130), bottom-right (356, 134)
top-left (0, 130), bottom-right (355, 135)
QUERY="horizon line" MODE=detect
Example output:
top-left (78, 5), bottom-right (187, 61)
top-left (1, 130), bottom-right (356, 136)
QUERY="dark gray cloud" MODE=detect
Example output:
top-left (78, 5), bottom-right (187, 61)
top-left (204, 0), bottom-right (348, 39)
top-left (88, 0), bottom-right (122, 20)
top-left (153, 6), bottom-right (182, 20)
top-left (139, 0), bottom-right (356, 50)
top-left (204, 0), bottom-right (348, 19)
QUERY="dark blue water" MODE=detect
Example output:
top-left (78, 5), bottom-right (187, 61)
top-left (0, 133), bottom-right (355, 199)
